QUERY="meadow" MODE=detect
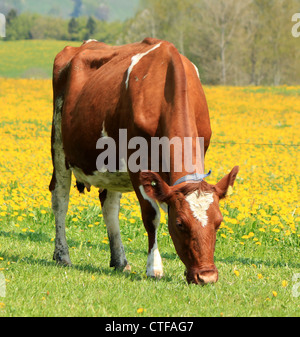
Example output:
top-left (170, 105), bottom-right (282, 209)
top-left (0, 41), bottom-right (299, 317)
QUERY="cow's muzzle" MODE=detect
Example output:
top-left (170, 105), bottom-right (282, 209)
top-left (186, 266), bottom-right (218, 285)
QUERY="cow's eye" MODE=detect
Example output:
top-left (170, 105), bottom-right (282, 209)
top-left (176, 220), bottom-right (184, 230)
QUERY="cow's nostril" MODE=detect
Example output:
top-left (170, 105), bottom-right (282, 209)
top-left (197, 269), bottom-right (218, 285)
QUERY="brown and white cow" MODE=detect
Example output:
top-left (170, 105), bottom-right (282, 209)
top-left (49, 38), bottom-right (239, 285)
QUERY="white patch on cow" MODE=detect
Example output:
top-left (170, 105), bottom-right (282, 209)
top-left (192, 62), bottom-right (200, 79)
top-left (139, 185), bottom-right (163, 278)
top-left (147, 245), bottom-right (163, 278)
top-left (84, 39), bottom-right (97, 44)
top-left (101, 121), bottom-right (108, 137)
top-left (125, 43), bottom-right (162, 89)
top-left (71, 166), bottom-right (132, 192)
top-left (185, 191), bottom-right (214, 227)
top-left (159, 202), bottom-right (168, 214)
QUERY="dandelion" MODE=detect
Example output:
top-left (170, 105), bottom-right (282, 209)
top-left (282, 280), bottom-right (288, 288)
top-left (257, 273), bottom-right (263, 279)
top-left (272, 291), bottom-right (278, 297)
top-left (137, 308), bottom-right (146, 314)
top-left (234, 270), bottom-right (240, 277)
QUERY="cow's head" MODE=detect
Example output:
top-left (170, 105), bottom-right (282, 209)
top-left (139, 166), bottom-right (239, 285)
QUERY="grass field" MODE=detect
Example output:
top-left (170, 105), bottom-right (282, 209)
top-left (0, 41), bottom-right (299, 317)
top-left (0, 40), bottom-right (81, 78)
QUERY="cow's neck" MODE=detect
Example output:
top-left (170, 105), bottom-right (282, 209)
top-left (164, 110), bottom-right (205, 186)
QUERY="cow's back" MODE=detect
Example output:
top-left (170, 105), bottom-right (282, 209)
top-left (52, 38), bottom-right (211, 177)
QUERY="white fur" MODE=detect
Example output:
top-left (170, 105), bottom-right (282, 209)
top-left (71, 167), bottom-right (132, 192)
top-left (84, 39), bottom-right (97, 44)
top-left (192, 62), bottom-right (200, 79)
top-left (125, 43), bottom-right (162, 89)
top-left (186, 191), bottom-right (214, 227)
top-left (139, 185), bottom-right (163, 278)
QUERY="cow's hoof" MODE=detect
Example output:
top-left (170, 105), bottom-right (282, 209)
top-left (122, 264), bottom-right (131, 273)
top-left (53, 251), bottom-right (72, 266)
top-left (113, 263), bottom-right (131, 273)
top-left (146, 268), bottom-right (164, 279)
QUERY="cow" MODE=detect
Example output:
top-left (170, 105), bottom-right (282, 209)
top-left (49, 38), bottom-right (239, 285)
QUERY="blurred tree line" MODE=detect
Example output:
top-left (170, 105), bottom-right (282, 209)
top-left (4, 9), bottom-right (123, 44)
top-left (3, 0), bottom-right (300, 85)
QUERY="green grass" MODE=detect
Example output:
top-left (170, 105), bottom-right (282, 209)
top-left (0, 40), bottom-right (81, 78)
top-left (0, 201), bottom-right (299, 317)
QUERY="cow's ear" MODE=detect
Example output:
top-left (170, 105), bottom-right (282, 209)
top-left (139, 171), bottom-right (171, 203)
top-left (215, 166), bottom-right (239, 199)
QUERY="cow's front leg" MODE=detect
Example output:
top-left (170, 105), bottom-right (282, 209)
top-left (138, 186), bottom-right (164, 278)
top-left (99, 189), bottom-right (130, 271)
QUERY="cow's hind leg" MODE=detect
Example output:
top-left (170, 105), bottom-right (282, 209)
top-left (49, 97), bottom-right (72, 265)
top-left (99, 190), bottom-right (130, 271)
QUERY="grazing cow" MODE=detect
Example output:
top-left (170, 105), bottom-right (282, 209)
top-left (49, 38), bottom-right (239, 285)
